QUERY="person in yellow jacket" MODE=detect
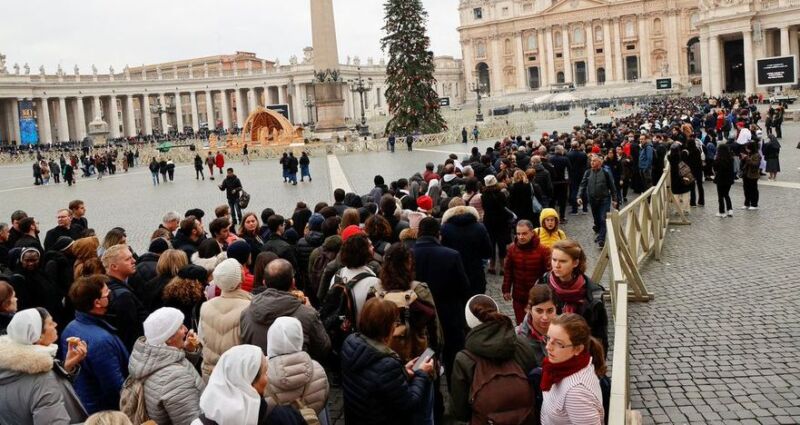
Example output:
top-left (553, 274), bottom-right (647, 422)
top-left (534, 208), bottom-right (567, 249)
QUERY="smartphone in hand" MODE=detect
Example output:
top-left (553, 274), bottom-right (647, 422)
top-left (412, 348), bottom-right (436, 371)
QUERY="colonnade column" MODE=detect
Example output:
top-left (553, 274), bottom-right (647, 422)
top-left (277, 86), bottom-right (286, 105)
top-left (58, 97), bottom-right (69, 142)
top-left (586, 22), bottom-right (596, 85)
top-left (700, 35), bottom-right (711, 95)
top-left (537, 29), bottom-right (549, 89)
top-left (221, 90), bottom-right (232, 131)
top-left (515, 33), bottom-right (527, 91)
top-left (780, 26), bottom-right (791, 56)
top-left (613, 19), bottom-right (625, 82)
top-left (708, 35), bottom-right (721, 95)
top-left (545, 28), bottom-right (557, 85)
top-left (75, 97), bottom-right (87, 139)
top-left (234, 89), bottom-right (245, 128)
top-left (205, 91), bottom-right (215, 129)
top-left (562, 28), bottom-right (573, 83)
top-left (93, 96), bottom-right (102, 120)
top-left (603, 20), bottom-right (614, 82)
top-left (126, 96), bottom-right (136, 137)
top-left (39, 97), bottom-right (52, 143)
top-left (142, 95), bottom-right (153, 136)
top-left (247, 89), bottom-right (257, 114)
top-left (174, 93), bottom-right (184, 132)
top-left (11, 99), bottom-right (21, 144)
top-left (109, 96), bottom-right (120, 138)
top-left (638, 17), bottom-right (651, 79)
top-left (190, 91), bottom-right (200, 132)
top-left (743, 30), bottom-right (755, 95)
top-left (158, 93), bottom-right (168, 133)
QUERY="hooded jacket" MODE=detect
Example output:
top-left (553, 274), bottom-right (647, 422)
top-left (198, 288), bottom-right (251, 381)
top-left (450, 319), bottom-right (537, 422)
top-left (239, 288), bottom-right (330, 362)
top-left (296, 230), bottom-right (325, 288)
top-left (0, 337), bottom-right (88, 425)
top-left (128, 338), bottom-right (205, 425)
top-left (534, 208), bottom-right (567, 249)
top-left (441, 206), bottom-right (493, 296)
top-left (502, 234), bottom-right (552, 303)
top-left (129, 252), bottom-right (160, 293)
top-left (340, 333), bottom-right (430, 425)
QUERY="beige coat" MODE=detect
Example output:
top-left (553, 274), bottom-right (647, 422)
top-left (266, 351), bottom-right (329, 413)
top-left (198, 289), bottom-right (251, 381)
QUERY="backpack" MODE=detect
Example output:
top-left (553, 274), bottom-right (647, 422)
top-left (318, 271), bottom-right (373, 353)
top-left (463, 351), bottom-right (535, 425)
top-left (119, 376), bottom-right (150, 425)
top-left (309, 248), bottom-right (338, 301)
top-left (290, 399), bottom-right (320, 425)
top-left (678, 161), bottom-right (695, 185)
top-left (372, 282), bottom-right (436, 362)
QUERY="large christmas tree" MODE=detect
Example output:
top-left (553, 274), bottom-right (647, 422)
top-left (381, 0), bottom-right (447, 135)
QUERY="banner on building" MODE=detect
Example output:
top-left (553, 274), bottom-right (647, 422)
top-left (19, 100), bottom-right (39, 145)
top-left (655, 78), bottom-right (672, 90)
top-left (756, 55), bottom-right (798, 87)
top-left (267, 104), bottom-right (290, 121)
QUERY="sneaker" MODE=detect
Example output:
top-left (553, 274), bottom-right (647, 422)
top-left (726, 210), bottom-right (733, 217)
top-left (739, 206), bottom-right (749, 210)
top-left (715, 212), bottom-right (725, 218)
top-left (748, 206), bottom-right (759, 210)
top-left (569, 211), bottom-right (579, 216)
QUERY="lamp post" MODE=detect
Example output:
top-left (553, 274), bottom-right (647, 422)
top-left (469, 80), bottom-right (487, 122)
top-left (348, 67), bottom-right (373, 137)
top-left (304, 96), bottom-right (316, 131)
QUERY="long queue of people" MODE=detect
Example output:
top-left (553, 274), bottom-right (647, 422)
top-left (0, 95), bottom-right (779, 425)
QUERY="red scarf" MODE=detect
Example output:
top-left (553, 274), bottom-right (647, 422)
top-left (547, 272), bottom-right (586, 313)
top-left (525, 315), bottom-right (546, 342)
top-left (540, 350), bottom-right (591, 391)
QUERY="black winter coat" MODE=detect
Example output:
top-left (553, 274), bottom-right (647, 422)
top-left (441, 208), bottom-right (493, 296)
top-left (341, 333), bottom-right (430, 425)
top-left (128, 252), bottom-right (160, 295)
top-left (481, 187), bottom-right (510, 242)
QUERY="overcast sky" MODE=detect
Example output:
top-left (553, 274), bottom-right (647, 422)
top-left (0, 0), bottom-right (462, 72)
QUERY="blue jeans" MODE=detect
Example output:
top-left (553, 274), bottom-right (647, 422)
top-left (151, 171), bottom-right (159, 185)
top-left (228, 198), bottom-right (242, 224)
top-left (569, 180), bottom-right (587, 213)
top-left (300, 165), bottom-right (311, 180)
top-left (590, 198), bottom-right (611, 243)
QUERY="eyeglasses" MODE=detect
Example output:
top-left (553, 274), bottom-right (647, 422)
top-left (543, 335), bottom-right (574, 350)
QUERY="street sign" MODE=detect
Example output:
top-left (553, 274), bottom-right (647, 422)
top-left (655, 78), bottom-right (672, 90)
top-left (756, 55), bottom-right (797, 87)
top-left (439, 97), bottom-right (451, 107)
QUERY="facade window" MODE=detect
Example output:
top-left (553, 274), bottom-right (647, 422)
top-left (502, 6), bottom-right (509, 17)
top-left (625, 20), bottom-right (635, 38)
top-left (473, 8), bottom-right (483, 20)
top-left (505, 39), bottom-right (513, 55)
top-left (527, 33), bottom-right (538, 51)
top-left (556, 53), bottom-right (563, 58)
top-left (596, 48), bottom-right (603, 54)
top-left (554, 31), bottom-right (563, 47)
top-left (376, 88), bottom-right (382, 107)
top-left (653, 18), bottom-right (663, 34)
top-left (573, 27), bottom-right (585, 44)
top-left (475, 41), bottom-right (487, 58)
top-left (595, 26), bottom-right (603, 42)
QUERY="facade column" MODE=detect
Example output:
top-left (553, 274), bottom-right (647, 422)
top-left (708, 35), bottom-right (722, 95)
top-left (700, 35), bottom-right (711, 95)
top-left (205, 91), bottom-right (215, 129)
top-left (537, 29), bottom-right (549, 89)
top-left (75, 97), bottom-right (87, 139)
top-left (158, 93), bottom-right (168, 133)
top-left (603, 20), bottom-right (615, 82)
top-left (667, 12), bottom-right (681, 80)
top-left (515, 33), bottom-right (527, 91)
top-left (93, 96), bottom-right (102, 120)
top-left (462, 41), bottom-right (475, 99)
top-left (586, 21), bottom-right (596, 85)
top-left (490, 36), bottom-right (503, 94)
top-left (109, 96), bottom-right (120, 138)
top-left (126, 96), bottom-right (136, 137)
top-left (789, 28), bottom-right (799, 58)
top-left (247, 88), bottom-right (257, 114)
top-left (190, 91), bottom-right (200, 132)
top-left (562, 27), bottom-right (573, 83)
top-left (221, 90), bottom-right (232, 131)
top-left (175, 93), bottom-right (185, 132)
top-left (277, 85), bottom-right (286, 105)
top-left (545, 27), bottom-right (557, 85)
top-left (234, 89), bottom-right (245, 128)
top-left (743, 30), bottom-right (755, 95)
top-left (780, 26), bottom-right (791, 56)
top-left (613, 19), bottom-right (625, 82)
top-left (142, 95), bottom-right (154, 136)
top-left (638, 16), bottom-right (651, 80)
top-left (39, 97), bottom-right (52, 143)
top-left (11, 99), bottom-right (21, 144)
top-left (58, 97), bottom-right (69, 142)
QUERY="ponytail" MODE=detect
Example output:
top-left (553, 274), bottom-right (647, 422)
top-left (588, 336), bottom-right (607, 376)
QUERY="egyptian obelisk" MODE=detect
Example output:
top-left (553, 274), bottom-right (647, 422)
top-left (310, 0), bottom-right (347, 133)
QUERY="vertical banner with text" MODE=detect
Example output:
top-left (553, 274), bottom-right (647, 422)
top-left (19, 100), bottom-right (40, 145)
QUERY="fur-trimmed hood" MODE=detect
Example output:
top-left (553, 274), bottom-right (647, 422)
top-left (441, 205), bottom-right (480, 224)
top-left (0, 336), bottom-right (54, 380)
top-left (191, 252), bottom-right (227, 273)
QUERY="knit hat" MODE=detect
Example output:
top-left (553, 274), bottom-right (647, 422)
top-left (213, 258), bottom-right (243, 291)
top-left (227, 240), bottom-right (251, 265)
top-left (484, 175), bottom-right (498, 187)
top-left (178, 264), bottom-right (209, 283)
top-left (148, 237), bottom-right (170, 254)
top-left (52, 236), bottom-right (74, 252)
top-left (308, 213), bottom-right (325, 232)
top-left (341, 225), bottom-right (365, 242)
top-left (465, 294), bottom-right (499, 329)
top-left (143, 307), bottom-right (184, 346)
top-left (416, 195), bottom-right (433, 213)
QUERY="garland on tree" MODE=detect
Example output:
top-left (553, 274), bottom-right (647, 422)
top-left (381, 0), bottom-right (447, 135)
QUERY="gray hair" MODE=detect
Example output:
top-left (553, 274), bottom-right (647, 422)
top-left (516, 220), bottom-right (535, 230)
top-left (0, 222), bottom-right (8, 233)
top-left (162, 211), bottom-right (180, 225)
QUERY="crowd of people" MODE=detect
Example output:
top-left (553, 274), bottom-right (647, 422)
top-left (0, 95), bottom-right (785, 425)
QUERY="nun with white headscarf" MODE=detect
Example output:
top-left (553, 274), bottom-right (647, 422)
top-left (0, 307), bottom-right (88, 425)
top-left (193, 344), bottom-right (305, 425)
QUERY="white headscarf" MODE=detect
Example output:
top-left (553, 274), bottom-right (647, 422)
top-left (199, 344), bottom-right (264, 425)
top-left (7, 308), bottom-right (42, 345)
top-left (267, 316), bottom-right (303, 358)
top-left (465, 294), bottom-right (499, 329)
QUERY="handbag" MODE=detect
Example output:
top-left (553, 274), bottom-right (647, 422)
top-left (237, 189), bottom-right (251, 209)
top-left (530, 183), bottom-right (543, 214)
top-left (504, 207), bottom-right (518, 227)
